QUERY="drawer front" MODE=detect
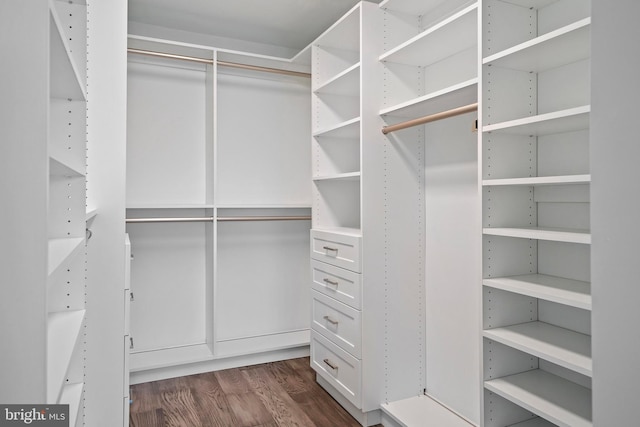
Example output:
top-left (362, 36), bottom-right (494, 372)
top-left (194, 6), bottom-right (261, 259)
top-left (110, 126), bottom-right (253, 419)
top-left (311, 290), bottom-right (361, 358)
top-left (311, 331), bottom-right (361, 409)
top-left (311, 229), bottom-right (361, 272)
top-left (311, 260), bottom-right (362, 309)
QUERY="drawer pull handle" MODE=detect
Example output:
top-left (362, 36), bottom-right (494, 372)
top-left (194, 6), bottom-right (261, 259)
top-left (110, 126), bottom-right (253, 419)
top-left (323, 278), bottom-right (339, 286)
top-left (322, 246), bottom-right (338, 252)
top-left (130, 336), bottom-right (134, 350)
top-left (323, 358), bottom-right (338, 371)
top-left (323, 315), bottom-right (339, 325)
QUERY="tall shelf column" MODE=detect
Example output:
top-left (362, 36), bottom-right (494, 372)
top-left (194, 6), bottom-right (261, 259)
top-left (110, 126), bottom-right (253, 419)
top-left (480, 1), bottom-right (592, 426)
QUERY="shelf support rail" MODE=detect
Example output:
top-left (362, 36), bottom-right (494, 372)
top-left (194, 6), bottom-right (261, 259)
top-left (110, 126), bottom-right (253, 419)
top-left (126, 216), bottom-right (311, 224)
top-left (127, 48), bottom-right (311, 78)
top-left (381, 103), bottom-right (478, 135)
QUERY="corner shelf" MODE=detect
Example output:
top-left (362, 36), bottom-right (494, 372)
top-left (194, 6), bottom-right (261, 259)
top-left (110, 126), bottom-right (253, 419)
top-left (484, 321), bottom-right (592, 376)
top-left (483, 274), bottom-right (591, 310)
top-left (485, 369), bottom-right (592, 427)
top-left (47, 309), bottom-right (85, 402)
top-left (483, 19), bottom-right (591, 72)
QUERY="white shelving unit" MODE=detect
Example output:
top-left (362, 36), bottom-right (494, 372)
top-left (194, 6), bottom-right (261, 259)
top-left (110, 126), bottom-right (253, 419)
top-left (481, 1), bottom-right (592, 426)
top-left (376, 0), bottom-right (481, 425)
top-left (46, 2), bottom-right (88, 420)
top-left (126, 36), bottom-right (312, 381)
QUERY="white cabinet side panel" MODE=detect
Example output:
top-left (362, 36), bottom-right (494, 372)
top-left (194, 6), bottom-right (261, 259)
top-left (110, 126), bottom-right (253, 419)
top-left (591, 1), bottom-right (640, 424)
top-left (85, 0), bottom-right (128, 424)
top-left (423, 112), bottom-right (481, 424)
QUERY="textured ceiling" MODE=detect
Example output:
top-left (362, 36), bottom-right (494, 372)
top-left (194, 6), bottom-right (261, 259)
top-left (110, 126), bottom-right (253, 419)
top-left (128, 0), bottom-right (378, 52)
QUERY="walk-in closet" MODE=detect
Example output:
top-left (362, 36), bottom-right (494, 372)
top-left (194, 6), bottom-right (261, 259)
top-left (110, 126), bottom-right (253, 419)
top-left (1, 0), bottom-right (639, 426)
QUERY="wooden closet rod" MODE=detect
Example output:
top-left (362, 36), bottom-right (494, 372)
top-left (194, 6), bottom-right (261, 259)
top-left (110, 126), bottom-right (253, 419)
top-left (381, 103), bottom-right (478, 135)
top-left (127, 48), bottom-right (311, 78)
top-left (126, 216), bottom-right (311, 223)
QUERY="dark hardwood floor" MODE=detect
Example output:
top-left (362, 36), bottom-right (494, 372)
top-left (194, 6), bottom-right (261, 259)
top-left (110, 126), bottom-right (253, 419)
top-left (129, 357), bottom-right (382, 427)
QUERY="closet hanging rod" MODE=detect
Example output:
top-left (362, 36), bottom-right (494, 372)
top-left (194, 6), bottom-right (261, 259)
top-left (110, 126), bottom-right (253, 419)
top-left (127, 48), bottom-right (311, 78)
top-left (381, 103), bottom-right (478, 135)
top-left (126, 216), bottom-right (311, 224)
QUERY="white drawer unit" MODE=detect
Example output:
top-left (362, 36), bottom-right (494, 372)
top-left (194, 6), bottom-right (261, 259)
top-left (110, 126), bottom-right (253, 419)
top-left (311, 259), bottom-right (362, 309)
top-left (311, 290), bottom-right (362, 358)
top-left (311, 229), bottom-right (362, 272)
top-left (311, 331), bottom-right (362, 409)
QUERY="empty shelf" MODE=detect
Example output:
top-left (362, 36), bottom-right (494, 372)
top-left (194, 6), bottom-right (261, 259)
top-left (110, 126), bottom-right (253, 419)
top-left (484, 321), bottom-right (592, 376)
top-left (483, 227), bottom-right (591, 244)
top-left (48, 238), bottom-right (84, 276)
top-left (483, 106), bottom-right (590, 136)
top-left (381, 395), bottom-right (473, 427)
top-left (485, 369), bottom-right (591, 427)
top-left (484, 19), bottom-right (591, 73)
top-left (483, 174), bottom-right (590, 187)
top-left (47, 310), bottom-right (85, 402)
top-left (483, 274), bottom-right (591, 310)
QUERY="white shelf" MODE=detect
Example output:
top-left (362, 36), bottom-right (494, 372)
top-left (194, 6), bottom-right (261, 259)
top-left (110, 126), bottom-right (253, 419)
top-left (509, 418), bottom-right (557, 427)
top-left (380, 3), bottom-right (477, 67)
top-left (47, 309), bottom-right (85, 402)
top-left (130, 343), bottom-right (213, 372)
top-left (483, 105), bottom-right (590, 136)
top-left (313, 172), bottom-right (361, 182)
top-left (216, 204), bottom-right (312, 210)
top-left (381, 395), bottom-right (474, 427)
top-left (483, 227), bottom-right (590, 244)
top-left (85, 208), bottom-right (98, 221)
top-left (485, 369), bottom-right (592, 427)
top-left (379, 0), bottom-right (469, 16)
top-left (484, 274), bottom-right (591, 310)
top-left (49, 4), bottom-right (86, 100)
top-left (48, 237), bottom-right (84, 276)
top-left (484, 19), bottom-right (591, 73)
top-left (313, 117), bottom-right (361, 138)
top-left (315, 63), bottom-right (360, 96)
top-left (49, 156), bottom-right (85, 178)
top-left (483, 174), bottom-right (590, 187)
top-left (380, 79), bottom-right (477, 118)
top-left (484, 322), bottom-right (592, 376)
top-left (312, 226), bottom-right (362, 237)
top-left (126, 204), bottom-right (215, 209)
top-left (59, 382), bottom-right (84, 425)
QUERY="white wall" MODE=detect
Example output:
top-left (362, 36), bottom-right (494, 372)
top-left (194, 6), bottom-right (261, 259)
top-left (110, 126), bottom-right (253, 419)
top-left (591, 0), bottom-right (640, 424)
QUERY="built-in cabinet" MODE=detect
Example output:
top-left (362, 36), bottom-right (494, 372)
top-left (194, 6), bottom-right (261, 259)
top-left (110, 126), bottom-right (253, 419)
top-left (480, 1), bottom-right (592, 426)
top-left (377, 0), bottom-right (481, 425)
top-left (125, 38), bottom-right (313, 381)
top-left (1, 0), bottom-right (128, 425)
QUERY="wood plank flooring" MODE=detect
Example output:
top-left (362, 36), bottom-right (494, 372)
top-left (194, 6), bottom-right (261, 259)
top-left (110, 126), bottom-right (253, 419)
top-left (129, 357), bottom-right (381, 427)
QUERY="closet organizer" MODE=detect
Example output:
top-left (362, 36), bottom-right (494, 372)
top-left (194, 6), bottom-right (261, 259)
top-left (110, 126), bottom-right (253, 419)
top-left (125, 37), bottom-right (313, 381)
top-left (309, 1), bottom-right (480, 425)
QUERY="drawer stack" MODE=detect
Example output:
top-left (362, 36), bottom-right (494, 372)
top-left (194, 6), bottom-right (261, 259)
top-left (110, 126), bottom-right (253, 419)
top-left (310, 229), bottom-right (363, 408)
